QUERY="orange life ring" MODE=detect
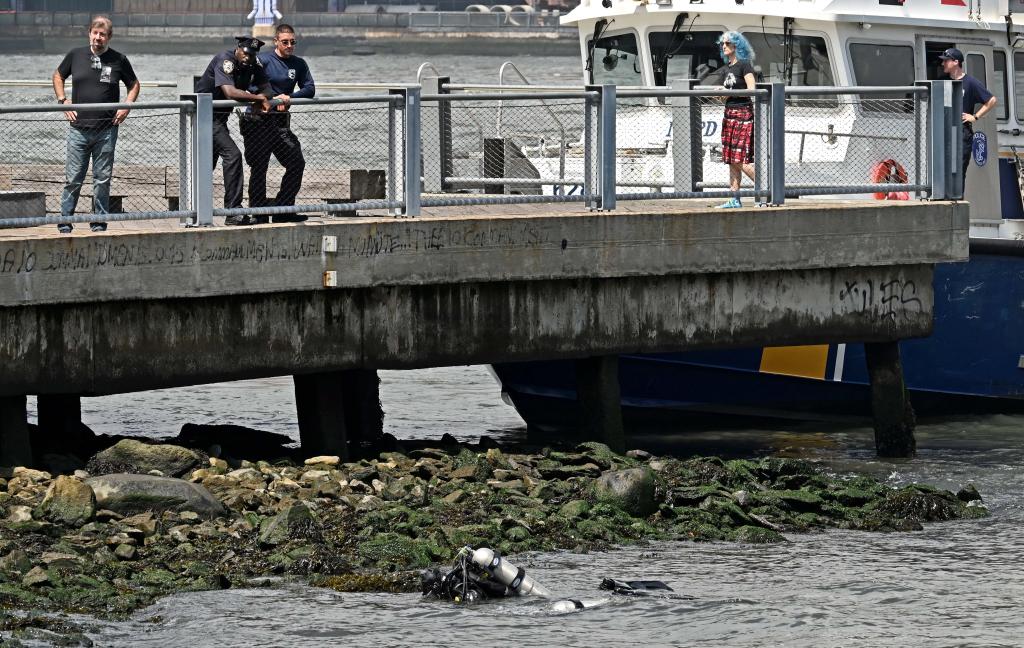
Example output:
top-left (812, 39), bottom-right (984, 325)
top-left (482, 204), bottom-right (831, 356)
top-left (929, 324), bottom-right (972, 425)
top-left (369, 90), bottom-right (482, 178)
top-left (870, 159), bottom-right (909, 200)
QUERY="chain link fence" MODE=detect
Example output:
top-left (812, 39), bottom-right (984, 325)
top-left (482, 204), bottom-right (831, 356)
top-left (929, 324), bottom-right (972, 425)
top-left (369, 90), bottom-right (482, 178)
top-left (0, 82), bottom-right (955, 228)
top-left (782, 91), bottom-right (928, 198)
top-left (422, 93), bottom-right (595, 200)
top-left (227, 100), bottom-right (399, 217)
top-left (0, 105), bottom-right (186, 218)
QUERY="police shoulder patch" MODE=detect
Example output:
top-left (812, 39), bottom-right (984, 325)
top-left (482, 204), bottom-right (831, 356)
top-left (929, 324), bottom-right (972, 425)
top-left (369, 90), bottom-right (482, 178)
top-left (222, 59), bottom-right (235, 74)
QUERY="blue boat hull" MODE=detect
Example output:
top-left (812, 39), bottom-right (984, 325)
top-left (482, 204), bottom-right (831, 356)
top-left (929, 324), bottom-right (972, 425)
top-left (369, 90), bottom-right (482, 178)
top-left (492, 241), bottom-right (1024, 431)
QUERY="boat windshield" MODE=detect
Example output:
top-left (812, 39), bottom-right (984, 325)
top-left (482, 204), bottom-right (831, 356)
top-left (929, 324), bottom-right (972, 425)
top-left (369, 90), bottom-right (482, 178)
top-left (649, 30), bottom-right (725, 87)
top-left (651, 30), bottom-right (835, 86)
top-left (588, 32), bottom-right (644, 86)
top-left (741, 32), bottom-right (834, 87)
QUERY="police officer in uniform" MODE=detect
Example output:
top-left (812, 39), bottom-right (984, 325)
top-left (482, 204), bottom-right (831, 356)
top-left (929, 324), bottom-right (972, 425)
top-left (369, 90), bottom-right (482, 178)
top-left (938, 47), bottom-right (997, 191)
top-left (196, 36), bottom-right (272, 225)
top-left (241, 23), bottom-right (315, 223)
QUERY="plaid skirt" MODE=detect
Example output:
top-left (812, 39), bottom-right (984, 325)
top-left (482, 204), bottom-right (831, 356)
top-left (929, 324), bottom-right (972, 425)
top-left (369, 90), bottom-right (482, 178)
top-left (721, 104), bottom-right (754, 164)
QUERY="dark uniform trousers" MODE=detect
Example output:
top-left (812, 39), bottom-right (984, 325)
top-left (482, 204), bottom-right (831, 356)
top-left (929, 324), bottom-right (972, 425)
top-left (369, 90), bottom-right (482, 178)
top-left (240, 113), bottom-right (305, 219)
top-left (213, 114), bottom-right (244, 209)
top-left (961, 122), bottom-right (974, 192)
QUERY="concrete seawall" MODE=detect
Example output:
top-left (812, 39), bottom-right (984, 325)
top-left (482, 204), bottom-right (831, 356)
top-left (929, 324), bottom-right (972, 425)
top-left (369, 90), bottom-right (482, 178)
top-left (0, 14), bottom-right (577, 55)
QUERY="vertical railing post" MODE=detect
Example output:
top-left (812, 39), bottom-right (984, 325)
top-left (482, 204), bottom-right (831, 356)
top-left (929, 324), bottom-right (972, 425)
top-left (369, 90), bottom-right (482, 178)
top-left (950, 79), bottom-right (964, 199)
top-left (387, 94), bottom-right (398, 212)
top-left (403, 86), bottom-right (422, 217)
top-left (672, 78), bottom-right (703, 193)
top-left (598, 83), bottom-right (616, 211)
top-left (192, 93), bottom-right (214, 227)
top-left (584, 88), bottom-right (596, 209)
top-left (753, 85), bottom-right (769, 203)
top-left (178, 95), bottom-right (192, 226)
top-left (913, 85), bottom-right (923, 198)
top-left (919, 80), bottom-right (950, 200)
top-left (420, 75), bottom-right (452, 193)
top-left (768, 82), bottom-right (785, 206)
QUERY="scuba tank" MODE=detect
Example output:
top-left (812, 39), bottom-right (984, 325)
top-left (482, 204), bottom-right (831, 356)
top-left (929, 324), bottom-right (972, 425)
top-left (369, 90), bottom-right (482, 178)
top-left (468, 547), bottom-right (552, 597)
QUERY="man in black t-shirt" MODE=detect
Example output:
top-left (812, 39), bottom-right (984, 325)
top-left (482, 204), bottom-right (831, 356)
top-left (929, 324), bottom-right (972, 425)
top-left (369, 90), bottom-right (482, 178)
top-left (938, 48), bottom-right (997, 192)
top-left (52, 15), bottom-right (139, 234)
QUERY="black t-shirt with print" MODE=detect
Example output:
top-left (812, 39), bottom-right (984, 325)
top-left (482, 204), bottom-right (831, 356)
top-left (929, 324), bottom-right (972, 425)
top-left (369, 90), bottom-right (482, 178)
top-left (57, 46), bottom-right (138, 130)
top-left (723, 60), bottom-right (755, 107)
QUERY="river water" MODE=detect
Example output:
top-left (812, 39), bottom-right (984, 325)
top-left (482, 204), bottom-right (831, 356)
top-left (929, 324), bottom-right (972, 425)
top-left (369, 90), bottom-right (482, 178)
top-left (6, 52), bottom-right (1024, 646)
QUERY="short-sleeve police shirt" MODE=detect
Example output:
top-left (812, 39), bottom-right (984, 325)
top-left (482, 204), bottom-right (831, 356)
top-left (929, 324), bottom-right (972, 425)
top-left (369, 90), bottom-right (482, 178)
top-left (196, 50), bottom-right (270, 113)
top-left (56, 46), bottom-right (138, 130)
top-left (960, 74), bottom-right (994, 114)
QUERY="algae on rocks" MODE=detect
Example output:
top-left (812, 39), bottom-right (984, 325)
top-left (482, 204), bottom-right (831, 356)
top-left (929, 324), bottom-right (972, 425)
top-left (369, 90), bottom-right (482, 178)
top-left (0, 438), bottom-right (990, 622)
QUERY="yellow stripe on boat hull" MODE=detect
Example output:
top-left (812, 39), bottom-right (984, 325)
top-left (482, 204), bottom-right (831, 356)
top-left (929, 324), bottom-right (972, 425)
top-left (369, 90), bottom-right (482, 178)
top-left (759, 345), bottom-right (829, 380)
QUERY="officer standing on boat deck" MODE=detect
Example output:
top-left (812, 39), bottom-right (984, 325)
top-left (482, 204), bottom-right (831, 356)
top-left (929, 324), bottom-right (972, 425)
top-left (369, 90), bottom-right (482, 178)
top-left (196, 36), bottom-right (272, 225)
top-left (241, 23), bottom-right (315, 223)
top-left (939, 48), bottom-right (997, 191)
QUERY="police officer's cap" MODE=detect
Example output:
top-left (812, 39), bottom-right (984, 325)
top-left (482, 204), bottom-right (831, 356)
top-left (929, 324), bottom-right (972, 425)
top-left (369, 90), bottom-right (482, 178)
top-left (234, 36), bottom-right (266, 55)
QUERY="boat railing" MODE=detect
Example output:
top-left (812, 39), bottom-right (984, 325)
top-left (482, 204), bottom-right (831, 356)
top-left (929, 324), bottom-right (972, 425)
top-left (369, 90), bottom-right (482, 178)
top-left (0, 81), bottom-right (961, 230)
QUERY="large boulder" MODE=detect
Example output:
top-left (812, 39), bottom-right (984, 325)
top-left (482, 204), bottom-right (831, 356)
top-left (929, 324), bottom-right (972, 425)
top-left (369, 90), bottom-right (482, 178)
top-left (593, 467), bottom-right (658, 517)
top-left (86, 439), bottom-right (205, 477)
top-left (84, 473), bottom-right (226, 518)
top-left (35, 475), bottom-right (96, 526)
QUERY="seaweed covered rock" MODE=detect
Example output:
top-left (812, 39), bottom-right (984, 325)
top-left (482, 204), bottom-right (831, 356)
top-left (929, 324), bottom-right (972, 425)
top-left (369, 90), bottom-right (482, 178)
top-left (84, 474), bottom-right (226, 518)
top-left (35, 476), bottom-right (95, 526)
top-left (86, 439), bottom-right (205, 478)
top-left (259, 503), bottom-right (319, 546)
top-left (593, 468), bottom-right (658, 517)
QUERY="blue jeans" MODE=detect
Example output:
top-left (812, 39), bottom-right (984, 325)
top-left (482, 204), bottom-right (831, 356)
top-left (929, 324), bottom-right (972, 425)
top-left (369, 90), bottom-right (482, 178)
top-left (60, 125), bottom-right (118, 220)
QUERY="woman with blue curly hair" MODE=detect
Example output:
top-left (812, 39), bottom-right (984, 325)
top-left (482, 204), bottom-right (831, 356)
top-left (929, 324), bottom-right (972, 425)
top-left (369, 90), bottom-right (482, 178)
top-left (716, 31), bottom-right (756, 209)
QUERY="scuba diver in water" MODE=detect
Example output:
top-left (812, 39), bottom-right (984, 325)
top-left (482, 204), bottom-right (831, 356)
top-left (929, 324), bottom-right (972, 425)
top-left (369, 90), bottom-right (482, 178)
top-left (421, 546), bottom-right (685, 612)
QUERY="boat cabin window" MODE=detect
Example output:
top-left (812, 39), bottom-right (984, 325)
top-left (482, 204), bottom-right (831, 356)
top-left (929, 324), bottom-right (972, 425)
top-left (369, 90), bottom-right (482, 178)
top-left (742, 33), bottom-right (834, 87)
top-left (588, 32), bottom-right (643, 86)
top-left (849, 43), bottom-right (915, 111)
top-left (965, 53), bottom-right (987, 86)
top-left (993, 50), bottom-right (1009, 120)
top-left (648, 30), bottom-right (726, 86)
top-left (1014, 52), bottom-right (1024, 125)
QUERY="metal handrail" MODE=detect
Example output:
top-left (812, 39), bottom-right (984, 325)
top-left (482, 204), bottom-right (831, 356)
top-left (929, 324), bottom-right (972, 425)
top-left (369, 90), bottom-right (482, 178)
top-left (0, 100), bottom-right (194, 114)
top-left (497, 61), bottom-right (570, 185)
top-left (417, 62), bottom-right (443, 85)
top-left (423, 91), bottom-right (596, 101)
top-left (0, 80), bottom-right (178, 88)
top-left (785, 86), bottom-right (929, 95)
top-left (210, 94), bottom-right (402, 110)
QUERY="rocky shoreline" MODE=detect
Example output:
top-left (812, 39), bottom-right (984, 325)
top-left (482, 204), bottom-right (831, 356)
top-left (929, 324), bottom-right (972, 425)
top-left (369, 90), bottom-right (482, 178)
top-left (0, 433), bottom-right (988, 644)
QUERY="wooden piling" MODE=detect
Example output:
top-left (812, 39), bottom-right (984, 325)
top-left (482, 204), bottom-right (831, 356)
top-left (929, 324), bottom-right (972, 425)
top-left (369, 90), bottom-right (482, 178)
top-left (575, 355), bottom-right (625, 453)
top-left (865, 341), bottom-right (917, 457)
top-left (0, 396), bottom-right (32, 468)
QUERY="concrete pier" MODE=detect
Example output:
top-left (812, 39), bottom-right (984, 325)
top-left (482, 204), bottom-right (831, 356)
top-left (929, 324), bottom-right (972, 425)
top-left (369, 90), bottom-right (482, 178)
top-left (0, 199), bottom-right (967, 463)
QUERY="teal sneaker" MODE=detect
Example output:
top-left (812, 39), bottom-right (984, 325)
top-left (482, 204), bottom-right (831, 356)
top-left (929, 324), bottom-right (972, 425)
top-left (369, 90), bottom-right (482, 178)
top-left (715, 198), bottom-right (742, 209)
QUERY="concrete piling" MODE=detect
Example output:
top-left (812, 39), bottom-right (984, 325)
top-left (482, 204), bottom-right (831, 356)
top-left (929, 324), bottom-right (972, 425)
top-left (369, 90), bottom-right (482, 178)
top-left (294, 372), bottom-right (351, 460)
top-left (294, 369), bottom-right (384, 460)
top-left (575, 355), bottom-right (626, 453)
top-left (865, 341), bottom-right (917, 457)
top-left (37, 394), bottom-right (94, 457)
top-left (0, 395), bottom-right (32, 468)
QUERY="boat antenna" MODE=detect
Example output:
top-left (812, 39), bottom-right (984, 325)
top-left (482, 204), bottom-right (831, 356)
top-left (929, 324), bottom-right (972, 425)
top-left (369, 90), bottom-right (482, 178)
top-left (783, 17), bottom-right (795, 85)
top-left (654, 12), bottom-right (697, 84)
top-left (586, 19), bottom-right (613, 74)
top-left (1007, 12), bottom-right (1014, 47)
